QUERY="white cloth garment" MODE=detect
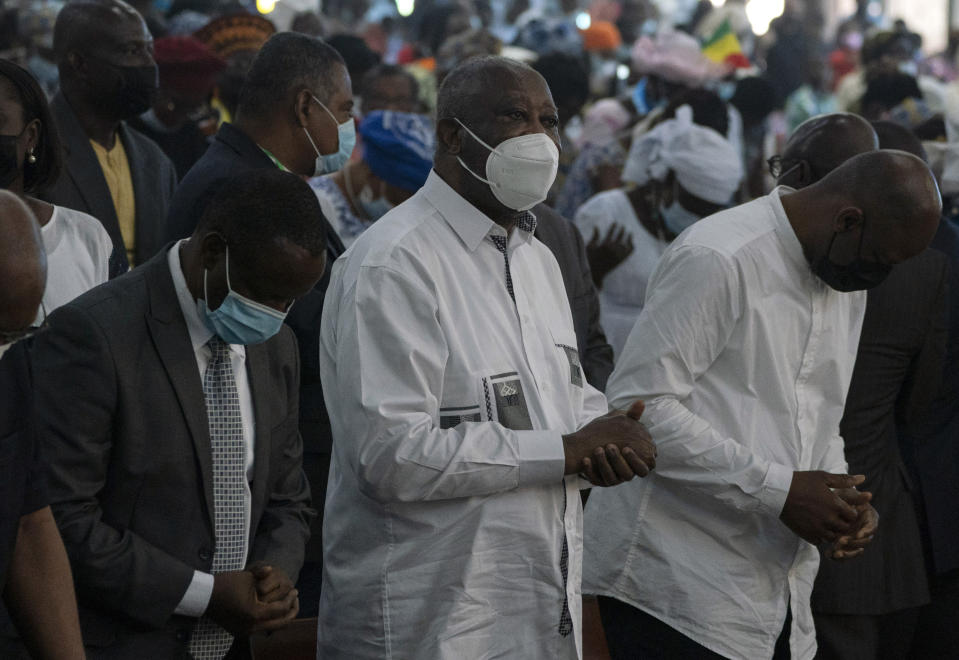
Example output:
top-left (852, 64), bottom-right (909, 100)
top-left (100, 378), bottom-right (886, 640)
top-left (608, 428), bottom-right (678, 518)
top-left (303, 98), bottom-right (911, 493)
top-left (573, 188), bottom-right (668, 358)
top-left (167, 241), bottom-right (256, 618)
top-left (40, 205), bottom-right (112, 314)
top-left (318, 170), bottom-right (608, 660)
top-left (583, 188), bottom-right (866, 660)
top-left (621, 105), bottom-right (743, 205)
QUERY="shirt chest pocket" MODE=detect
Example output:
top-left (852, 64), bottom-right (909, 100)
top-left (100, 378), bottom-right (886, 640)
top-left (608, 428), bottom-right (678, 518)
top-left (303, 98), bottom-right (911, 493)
top-left (438, 368), bottom-right (538, 431)
top-left (548, 326), bottom-right (584, 390)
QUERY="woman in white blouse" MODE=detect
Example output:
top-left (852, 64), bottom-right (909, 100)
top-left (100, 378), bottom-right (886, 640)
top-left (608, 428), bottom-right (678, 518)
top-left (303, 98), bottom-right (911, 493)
top-left (0, 59), bottom-right (111, 316)
top-left (574, 101), bottom-right (743, 358)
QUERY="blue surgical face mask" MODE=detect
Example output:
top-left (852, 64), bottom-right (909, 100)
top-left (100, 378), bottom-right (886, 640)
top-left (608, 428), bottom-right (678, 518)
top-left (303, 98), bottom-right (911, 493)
top-left (358, 185), bottom-right (394, 221)
top-left (197, 246), bottom-right (287, 345)
top-left (660, 200), bottom-right (701, 236)
top-left (303, 95), bottom-right (356, 175)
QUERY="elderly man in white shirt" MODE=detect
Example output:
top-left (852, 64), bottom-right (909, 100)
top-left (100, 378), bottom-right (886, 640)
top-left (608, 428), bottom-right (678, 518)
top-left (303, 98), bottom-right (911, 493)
top-left (583, 150), bottom-right (942, 660)
top-left (318, 55), bottom-right (657, 660)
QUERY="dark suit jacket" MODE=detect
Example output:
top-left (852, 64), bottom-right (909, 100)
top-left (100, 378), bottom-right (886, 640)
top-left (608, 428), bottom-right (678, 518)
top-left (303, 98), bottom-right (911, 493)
top-left (0, 342), bottom-right (47, 591)
top-left (165, 122), bottom-right (344, 565)
top-left (31, 251), bottom-right (312, 657)
top-left (534, 203), bottom-right (615, 392)
top-left (812, 248), bottom-right (948, 615)
top-left (901, 219), bottom-right (959, 577)
top-left (42, 93), bottom-right (178, 279)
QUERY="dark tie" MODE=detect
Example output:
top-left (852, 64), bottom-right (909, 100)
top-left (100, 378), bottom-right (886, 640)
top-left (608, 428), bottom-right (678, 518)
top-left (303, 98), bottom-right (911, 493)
top-left (558, 489), bottom-right (573, 637)
top-left (190, 336), bottom-right (247, 659)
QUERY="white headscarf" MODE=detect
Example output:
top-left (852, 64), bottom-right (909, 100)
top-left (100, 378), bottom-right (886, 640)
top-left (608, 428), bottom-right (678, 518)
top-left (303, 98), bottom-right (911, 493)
top-left (622, 105), bottom-right (744, 204)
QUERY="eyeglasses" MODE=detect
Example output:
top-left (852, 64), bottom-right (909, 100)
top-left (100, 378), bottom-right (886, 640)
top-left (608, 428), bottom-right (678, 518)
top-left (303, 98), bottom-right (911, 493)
top-left (767, 155), bottom-right (807, 181)
top-left (0, 302), bottom-right (48, 345)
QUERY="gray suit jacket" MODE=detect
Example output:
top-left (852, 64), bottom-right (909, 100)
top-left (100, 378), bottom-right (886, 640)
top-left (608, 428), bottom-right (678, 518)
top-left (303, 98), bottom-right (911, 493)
top-left (42, 93), bottom-right (178, 278)
top-left (31, 249), bottom-right (313, 656)
top-left (811, 248), bottom-right (948, 615)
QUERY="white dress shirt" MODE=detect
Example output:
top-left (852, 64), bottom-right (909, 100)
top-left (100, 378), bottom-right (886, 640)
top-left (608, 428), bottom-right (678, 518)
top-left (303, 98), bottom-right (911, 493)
top-left (40, 205), bottom-right (112, 315)
top-left (573, 188), bottom-right (668, 358)
top-left (167, 241), bottom-right (256, 617)
top-left (318, 170), bottom-right (608, 659)
top-left (583, 188), bottom-right (866, 660)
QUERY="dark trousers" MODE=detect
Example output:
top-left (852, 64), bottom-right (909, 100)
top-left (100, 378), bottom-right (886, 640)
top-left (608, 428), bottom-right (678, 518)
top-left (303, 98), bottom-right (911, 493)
top-left (598, 595), bottom-right (792, 660)
top-left (908, 568), bottom-right (959, 659)
top-left (814, 608), bottom-right (920, 660)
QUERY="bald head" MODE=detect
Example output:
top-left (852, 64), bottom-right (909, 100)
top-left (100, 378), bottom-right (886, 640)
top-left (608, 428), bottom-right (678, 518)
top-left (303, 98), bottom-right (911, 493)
top-left (54, 0), bottom-right (145, 62)
top-left (779, 113), bottom-right (878, 189)
top-left (0, 191), bottom-right (46, 332)
top-left (786, 150), bottom-right (941, 287)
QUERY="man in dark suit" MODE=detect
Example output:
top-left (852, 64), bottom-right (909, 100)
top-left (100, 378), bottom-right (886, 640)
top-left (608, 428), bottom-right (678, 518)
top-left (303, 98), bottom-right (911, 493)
top-left (41, 0), bottom-right (177, 278)
top-left (0, 191), bottom-right (85, 660)
top-left (533, 202), bottom-right (614, 391)
top-left (165, 32), bottom-right (353, 615)
top-left (32, 170), bottom-right (325, 658)
top-left (807, 121), bottom-right (947, 658)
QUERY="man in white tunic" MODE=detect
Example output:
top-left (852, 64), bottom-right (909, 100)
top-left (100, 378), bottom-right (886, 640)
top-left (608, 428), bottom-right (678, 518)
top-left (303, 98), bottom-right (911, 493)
top-left (318, 56), bottom-right (657, 660)
top-left (583, 150), bottom-right (942, 660)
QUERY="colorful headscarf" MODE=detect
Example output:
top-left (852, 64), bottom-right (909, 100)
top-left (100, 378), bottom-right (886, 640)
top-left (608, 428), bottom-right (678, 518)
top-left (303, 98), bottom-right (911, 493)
top-left (360, 111), bottom-right (435, 193)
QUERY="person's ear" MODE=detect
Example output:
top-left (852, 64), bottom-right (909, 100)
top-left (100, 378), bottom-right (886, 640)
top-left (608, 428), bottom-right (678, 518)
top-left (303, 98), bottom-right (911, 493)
top-left (199, 232), bottom-right (227, 271)
top-left (293, 89), bottom-right (314, 129)
top-left (67, 51), bottom-right (88, 80)
top-left (24, 119), bottom-right (41, 156)
top-left (834, 206), bottom-right (865, 233)
top-left (795, 160), bottom-right (813, 186)
top-left (437, 117), bottom-right (463, 155)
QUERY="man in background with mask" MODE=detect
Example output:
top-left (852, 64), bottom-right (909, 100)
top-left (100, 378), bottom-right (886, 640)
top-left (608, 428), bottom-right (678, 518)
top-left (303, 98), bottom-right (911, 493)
top-left (583, 150), bottom-right (942, 660)
top-left (309, 109), bottom-right (434, 248)
top-left (318, 55), bottom-right (657, 660)
top-left (164, 31), bottom-right (352, 615)
top-left (31, 169), bottom-right (323, 658)
top-left (43, 0), bottom-right (177, 278)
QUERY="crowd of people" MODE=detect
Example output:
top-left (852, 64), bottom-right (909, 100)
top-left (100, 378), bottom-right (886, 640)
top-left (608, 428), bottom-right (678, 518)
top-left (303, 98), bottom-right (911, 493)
top-left (1, 0), bottom-right (958, 659)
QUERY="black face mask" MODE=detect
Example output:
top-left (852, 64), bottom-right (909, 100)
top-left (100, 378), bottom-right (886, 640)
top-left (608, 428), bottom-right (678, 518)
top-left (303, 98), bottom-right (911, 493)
top-left (811, 223), bottom-right (892, 292)
top-left (0, 128), bottom-right (25, 189)
top-left (92, 59), bottom-right (158, 119)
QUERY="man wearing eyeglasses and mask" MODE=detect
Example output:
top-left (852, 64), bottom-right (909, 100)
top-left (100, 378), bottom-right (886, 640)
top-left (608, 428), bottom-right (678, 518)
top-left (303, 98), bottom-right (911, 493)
top-left (318, 55), bottom-right (657, 660)
top-left (30, 170), bottom-right (324, 659)
top-left (582, 149), bottom-right (942, 660)
top-left (0, 191), bottom-right (85, 659)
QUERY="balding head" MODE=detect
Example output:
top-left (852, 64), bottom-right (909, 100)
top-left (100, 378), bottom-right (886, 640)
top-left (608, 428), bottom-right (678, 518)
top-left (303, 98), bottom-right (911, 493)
top-left (784, 150), bottom-right (941, 291)
top-left (0, 191), bottom-right (46, 333)
top-left (778, 113), bottom-right (878, 189)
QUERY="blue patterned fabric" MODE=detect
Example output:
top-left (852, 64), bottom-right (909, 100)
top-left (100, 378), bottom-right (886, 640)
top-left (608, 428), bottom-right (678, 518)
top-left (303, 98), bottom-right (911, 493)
top-left (360, 111), bottom-right (435, 193)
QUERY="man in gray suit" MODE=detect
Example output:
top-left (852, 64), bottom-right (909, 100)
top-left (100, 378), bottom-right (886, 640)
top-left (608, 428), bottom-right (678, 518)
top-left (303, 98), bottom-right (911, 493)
top-left (42, 0), bottom-right (177, 278)
top-left (32, 169), bottom-right (325, 658)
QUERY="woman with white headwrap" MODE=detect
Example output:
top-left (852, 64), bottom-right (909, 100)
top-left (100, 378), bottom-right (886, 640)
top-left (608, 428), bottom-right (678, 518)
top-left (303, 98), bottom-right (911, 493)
top-left (574, 104), bottom-right (744, 358)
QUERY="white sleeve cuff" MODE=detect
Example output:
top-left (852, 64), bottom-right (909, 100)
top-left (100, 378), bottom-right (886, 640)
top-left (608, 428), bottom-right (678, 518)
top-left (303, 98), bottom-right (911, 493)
top-left (517, 430), bottom-right (566, 487)
top-left (760, 462), bottom-right (794, 517)
top-left (174, 571), bottom-right (215, 618)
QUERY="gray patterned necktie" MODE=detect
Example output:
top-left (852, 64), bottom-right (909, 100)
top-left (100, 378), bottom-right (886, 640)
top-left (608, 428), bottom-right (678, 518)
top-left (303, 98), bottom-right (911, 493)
top-left (190, 336), bottom-right (247, 659)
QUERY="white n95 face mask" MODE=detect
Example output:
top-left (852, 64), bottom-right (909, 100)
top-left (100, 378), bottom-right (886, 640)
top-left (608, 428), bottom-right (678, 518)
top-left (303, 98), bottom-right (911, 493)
top-left (454, 118), bottom-right (559, 211)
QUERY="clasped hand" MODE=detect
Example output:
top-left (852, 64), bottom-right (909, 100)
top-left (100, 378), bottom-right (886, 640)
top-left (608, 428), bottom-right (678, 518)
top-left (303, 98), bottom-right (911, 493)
top-left (207, 563), bottom-right (299, 637)
top-left (564, 400), bottom-right (656, 487)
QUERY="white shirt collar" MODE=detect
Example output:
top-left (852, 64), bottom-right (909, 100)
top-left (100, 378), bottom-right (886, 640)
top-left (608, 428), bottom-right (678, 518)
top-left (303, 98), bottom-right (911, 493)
top-left (420, 170), bottom-right (537, 252)
top-left (167, 240), bottom-right (245, 357)
top-left (769, 185), bottom-right (811, 273)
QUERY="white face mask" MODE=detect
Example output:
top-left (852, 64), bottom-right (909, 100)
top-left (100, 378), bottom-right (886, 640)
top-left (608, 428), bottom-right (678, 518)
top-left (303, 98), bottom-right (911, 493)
top-left (454, 118), bottom-right (559, 211)
top-left (660, 200), bottom-right (701, 236)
